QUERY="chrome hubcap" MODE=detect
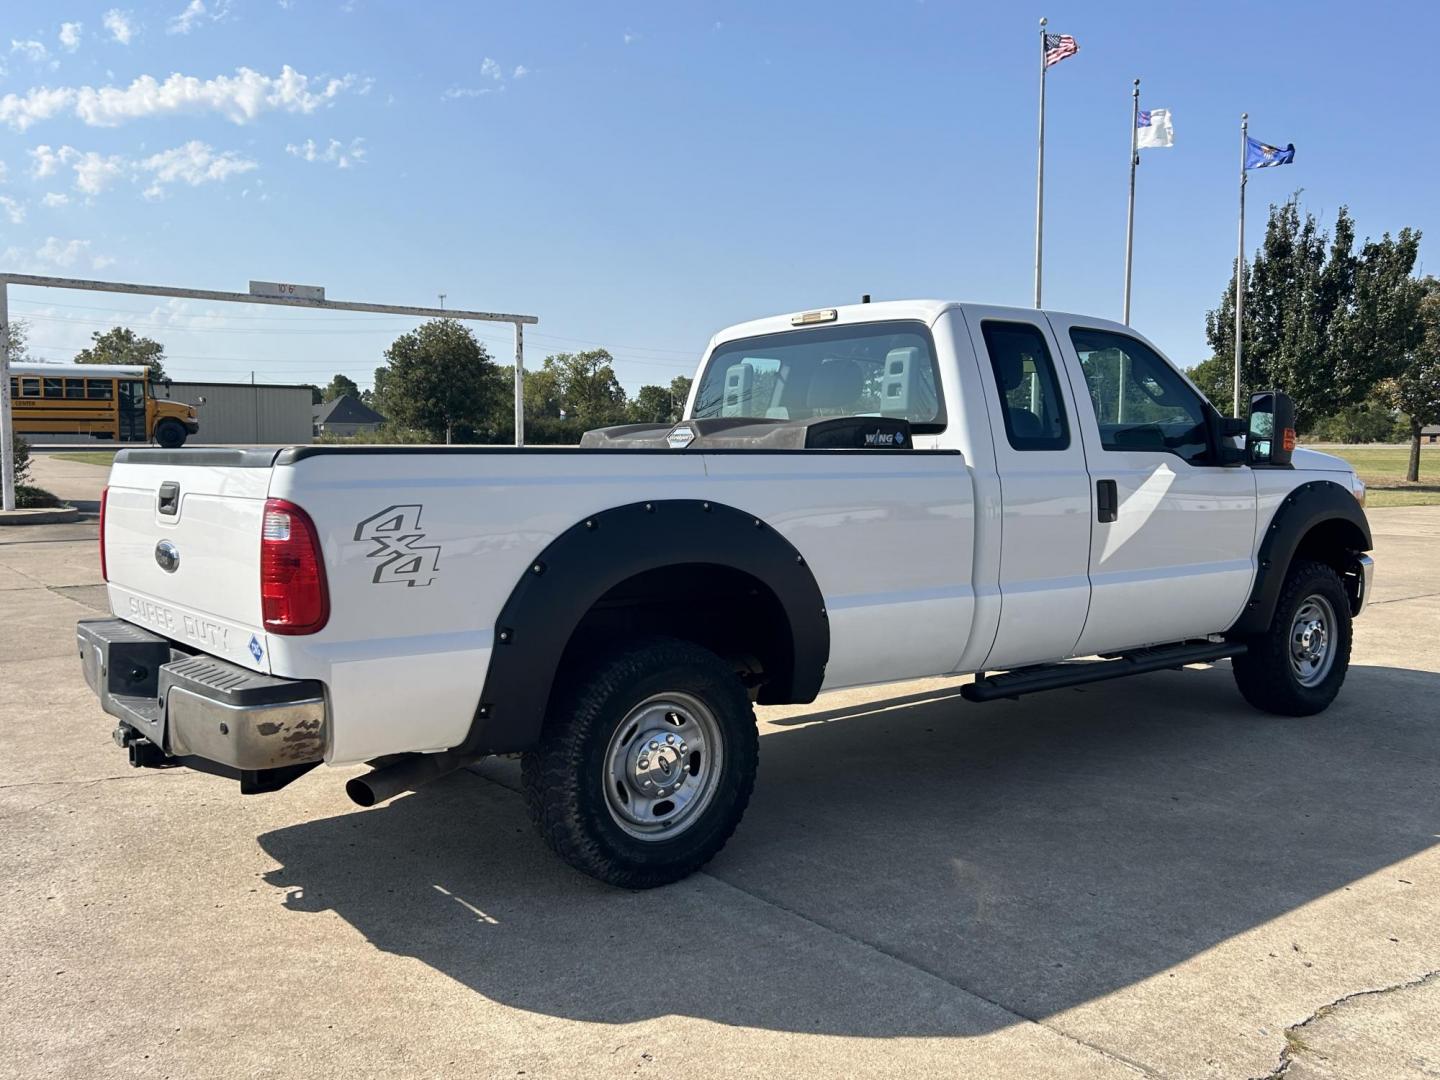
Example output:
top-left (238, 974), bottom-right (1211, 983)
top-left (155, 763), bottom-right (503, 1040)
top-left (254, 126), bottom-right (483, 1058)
top-left (603, 693), bottom-right (722, 840)
top-left (1289, 594), bottom-right (1337, 688)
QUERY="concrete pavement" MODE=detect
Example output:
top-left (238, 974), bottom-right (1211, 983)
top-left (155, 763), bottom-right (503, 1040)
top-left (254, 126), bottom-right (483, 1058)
top-left (2, 455), bottom-right (1437, 1079)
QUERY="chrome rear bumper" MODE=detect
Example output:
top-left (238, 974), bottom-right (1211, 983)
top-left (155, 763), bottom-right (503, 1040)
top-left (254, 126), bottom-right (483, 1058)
top-left (77, 618), bottom-right (327, 789)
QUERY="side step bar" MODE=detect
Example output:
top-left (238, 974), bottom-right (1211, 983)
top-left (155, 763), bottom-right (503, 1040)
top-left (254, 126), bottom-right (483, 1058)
top-left (962, 640), bottom-right (1247, 702)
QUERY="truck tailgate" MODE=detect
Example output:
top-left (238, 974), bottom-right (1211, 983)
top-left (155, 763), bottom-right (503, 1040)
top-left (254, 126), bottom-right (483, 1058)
top-left (104, 451), bottom-right (277, 672)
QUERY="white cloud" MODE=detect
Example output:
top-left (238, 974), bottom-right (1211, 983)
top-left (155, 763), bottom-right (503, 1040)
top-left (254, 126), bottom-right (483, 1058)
top-left (11, 39), bottom-right (51, 64)
top-left (623, 30), bottom-right (640, 45)
top-left (0, 66), bottom-right (363, 131)
top-left (38, 236), bottom-right (91, 267)
top-left (29, 140), bottom-right (255, 199)
top-left (168, 0), bottom-right (207, 34)
top-left (0, 195), bottom-right (24, 224)
top-left (59, 22), bottom-right (83, 51)
top-left (441, 85), bottom-right (496, 100)
top-left (42, 192), bottom-right (70, 207)
top-left (73, 151), bottom-right (127, 194)
top-left (103, 9), bottom-right (135, 45)
top-left (443, 58), bottom-right (525, 101)
top-left (167, 0), bottom-right (228, 34)
top-left (285, 136), bottom-right (364, 169)
top-left (139, 140), bottom-right (257, 197)
top-left (29, 144), bottom-right (75, 179)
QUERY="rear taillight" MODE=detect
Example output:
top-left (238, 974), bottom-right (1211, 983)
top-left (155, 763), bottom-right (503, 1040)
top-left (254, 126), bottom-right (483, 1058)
top-left (98, 485), bottom-right (109, 582)
top-left (260, 498), bottom-right (329, 635)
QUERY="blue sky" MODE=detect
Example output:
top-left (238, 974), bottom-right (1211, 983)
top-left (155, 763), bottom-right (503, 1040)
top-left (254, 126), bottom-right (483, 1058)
top-left (1, 0), bottom-right (1434, 394)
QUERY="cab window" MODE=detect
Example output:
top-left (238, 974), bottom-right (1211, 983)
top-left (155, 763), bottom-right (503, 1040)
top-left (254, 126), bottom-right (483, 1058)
top-left (691, 320), bottom-right (945, 432)
top-left (1069, 328), bottom-right (1211, 465)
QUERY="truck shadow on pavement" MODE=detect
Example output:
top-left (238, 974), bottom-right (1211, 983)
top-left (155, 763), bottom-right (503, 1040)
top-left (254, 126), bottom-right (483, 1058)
top-left (258, 661), bottom-right (1440, 1037)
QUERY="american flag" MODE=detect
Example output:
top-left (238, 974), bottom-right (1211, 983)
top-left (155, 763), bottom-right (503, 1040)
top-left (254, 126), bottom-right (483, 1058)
top-left (1044, 33), bottom-right (1079, 67)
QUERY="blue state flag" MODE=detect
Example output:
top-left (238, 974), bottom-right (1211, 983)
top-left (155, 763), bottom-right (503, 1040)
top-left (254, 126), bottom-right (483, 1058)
top-left (1245, 136), bottom-right (1295, 169)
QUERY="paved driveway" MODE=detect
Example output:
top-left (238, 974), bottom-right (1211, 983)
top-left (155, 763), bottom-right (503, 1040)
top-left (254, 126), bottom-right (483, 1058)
top-left (2, 455), bottom-right (1437, 1079)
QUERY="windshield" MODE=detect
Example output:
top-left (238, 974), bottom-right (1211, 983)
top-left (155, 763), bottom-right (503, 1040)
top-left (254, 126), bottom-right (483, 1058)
top-left (691, 320), bottom-right (945, 433)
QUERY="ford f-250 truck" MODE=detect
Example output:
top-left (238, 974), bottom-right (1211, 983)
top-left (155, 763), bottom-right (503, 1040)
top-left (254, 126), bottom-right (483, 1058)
top-left (77, 300), bottom-right (1373, 887)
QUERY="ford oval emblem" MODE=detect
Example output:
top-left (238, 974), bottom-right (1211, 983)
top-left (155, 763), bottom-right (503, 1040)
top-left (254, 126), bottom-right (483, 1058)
top-left (154, 539), bottom-right (180, 573)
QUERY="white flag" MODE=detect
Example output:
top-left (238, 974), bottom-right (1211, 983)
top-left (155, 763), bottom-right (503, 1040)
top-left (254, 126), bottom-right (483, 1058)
top-left (1136, 107), bottom-right (1174, 149)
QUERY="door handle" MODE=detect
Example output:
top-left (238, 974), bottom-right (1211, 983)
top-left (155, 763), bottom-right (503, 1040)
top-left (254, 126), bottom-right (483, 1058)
top-left (1096, 479), bottom-right (1118, 523)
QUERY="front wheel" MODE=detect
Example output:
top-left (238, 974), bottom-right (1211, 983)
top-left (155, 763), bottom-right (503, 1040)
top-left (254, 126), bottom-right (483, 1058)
top-left (1232, 559), bottom-right (1353, 716)
top-left (521, 638), bottom-right (758, 888)
top-left (153, 419), bottom-right (187, 449)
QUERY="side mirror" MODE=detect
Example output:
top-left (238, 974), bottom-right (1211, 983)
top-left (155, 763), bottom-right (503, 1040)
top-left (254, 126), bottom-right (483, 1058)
top-left (1247, 390), bottom-right (1297, 466)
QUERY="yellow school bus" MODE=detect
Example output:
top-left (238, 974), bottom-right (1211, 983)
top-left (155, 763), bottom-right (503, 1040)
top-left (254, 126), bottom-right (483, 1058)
top-left (7, 363), bottom-right (199, 448)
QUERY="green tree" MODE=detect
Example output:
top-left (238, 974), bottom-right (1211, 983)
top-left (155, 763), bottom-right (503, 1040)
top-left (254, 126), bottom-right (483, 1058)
top-left (532, 349), bottom-right (628, 428)
top-left (630, 385), bottom-right (679, 423)
top-left (1186, 356), bottom-right (1235, 409)
top-left (1381, 277), bottom-right (1440, 481)
top-left (1204, 196), bottom-right (1420, 427)
top-left (377, 319), bottom-right (504, 443)
top-left (322, 373), bottom-right (360, 402)
top-left (74, 326), bottom-right (168, 381)
top-left (670, 375), bottom-right (693, 415)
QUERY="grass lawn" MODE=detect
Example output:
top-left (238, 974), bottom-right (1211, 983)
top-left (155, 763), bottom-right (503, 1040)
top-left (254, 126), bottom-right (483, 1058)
top-left (51, 451), bottom-right (120, 466)
top-left (1317, 444), bottom-right (1440, 507)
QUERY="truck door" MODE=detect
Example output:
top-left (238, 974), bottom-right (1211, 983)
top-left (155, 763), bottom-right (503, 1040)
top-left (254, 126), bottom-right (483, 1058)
top-left (1047, 316), bottom-right (1257, 655)
top-left (963, 307), bottom-right (1094, 667)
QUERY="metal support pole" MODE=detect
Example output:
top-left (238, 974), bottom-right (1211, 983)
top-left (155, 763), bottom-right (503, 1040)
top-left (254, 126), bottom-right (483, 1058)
top-left (0, 280), bottom-right (14, 511)
top-left (1234, 113), bottom-right (1248, 418)
top-left (1033, 17), bottom-right (1048, 309)
top-left (513, 321), bottom-right (525, 447)
top-left (1122, 78), bottom-right (1140, 325)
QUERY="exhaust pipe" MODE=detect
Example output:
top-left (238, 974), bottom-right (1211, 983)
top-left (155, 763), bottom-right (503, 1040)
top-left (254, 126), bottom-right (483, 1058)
top-left (346, 748), bottom-right (485, 807)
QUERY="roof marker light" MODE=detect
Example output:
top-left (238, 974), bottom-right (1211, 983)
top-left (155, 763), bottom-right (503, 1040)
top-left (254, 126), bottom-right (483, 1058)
top-left (790, 308), bottom-right (838, 326)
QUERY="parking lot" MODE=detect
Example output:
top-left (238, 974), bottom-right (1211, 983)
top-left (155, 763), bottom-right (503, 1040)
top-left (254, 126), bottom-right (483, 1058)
top-left (3, 453), bottom-right (1437, 1079)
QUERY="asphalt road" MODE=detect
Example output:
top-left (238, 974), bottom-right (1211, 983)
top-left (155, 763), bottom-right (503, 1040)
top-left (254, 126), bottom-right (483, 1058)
top-left (2, 455), bottom-right (1437, 1079)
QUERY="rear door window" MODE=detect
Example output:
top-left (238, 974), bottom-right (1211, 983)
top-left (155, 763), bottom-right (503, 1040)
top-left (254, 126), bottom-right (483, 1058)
top-left (979, 321), bottom-right (1070, 450)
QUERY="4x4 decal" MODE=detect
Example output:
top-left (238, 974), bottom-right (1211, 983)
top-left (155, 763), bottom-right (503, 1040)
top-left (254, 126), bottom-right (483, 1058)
top-left (354, 504), bottom-right (441, 587)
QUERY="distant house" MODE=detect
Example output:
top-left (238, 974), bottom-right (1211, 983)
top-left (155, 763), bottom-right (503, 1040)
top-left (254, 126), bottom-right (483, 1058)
top-left (1424, 425), bottom-right (1440, 445)
top-left (314, 395), bottom-right (386, 438)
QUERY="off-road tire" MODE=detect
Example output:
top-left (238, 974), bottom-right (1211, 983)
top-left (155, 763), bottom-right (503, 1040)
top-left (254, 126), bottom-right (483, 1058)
top-left (154, 419), bottom-right (187, 449)
top-left (1232, 559), bottom-right (1352, 716)
top-left (521, 637), bottom-right (758, 889)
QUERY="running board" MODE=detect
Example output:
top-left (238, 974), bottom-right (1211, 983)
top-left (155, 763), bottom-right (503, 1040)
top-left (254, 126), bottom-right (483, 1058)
top-left (962, 640), bottom-right (1247, 702)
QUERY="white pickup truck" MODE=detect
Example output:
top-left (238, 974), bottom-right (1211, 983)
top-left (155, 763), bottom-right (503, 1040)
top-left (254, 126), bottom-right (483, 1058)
top-left (78, 300), bottom-right (1373, 887)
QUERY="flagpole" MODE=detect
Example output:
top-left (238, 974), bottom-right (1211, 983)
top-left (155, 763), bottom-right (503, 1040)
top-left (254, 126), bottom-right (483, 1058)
top-left (1122, 78), bottom-right (1140, 325)
top-left (1233, 112), bottom-right (1248, 418)
top-left (1033, 16), bottom-right (1047, 309)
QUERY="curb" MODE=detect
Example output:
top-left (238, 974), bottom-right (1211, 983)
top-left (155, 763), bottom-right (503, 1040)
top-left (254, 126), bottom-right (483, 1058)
top-left (0, 505), bottom-right (81, 526)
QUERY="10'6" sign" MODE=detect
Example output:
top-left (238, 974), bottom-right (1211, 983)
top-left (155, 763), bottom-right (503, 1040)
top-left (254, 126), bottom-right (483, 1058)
top-left (249, 280), bottom-right (326, 302)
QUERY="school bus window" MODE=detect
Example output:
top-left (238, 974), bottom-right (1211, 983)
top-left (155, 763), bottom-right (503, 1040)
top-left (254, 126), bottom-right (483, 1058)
top-left (20, 377), bottom-right (41, 397)
top-left (65, 379), bottom-right (86, 399)
top-left (43, 378), bottom-right (64, 398)
top-left (7, 377), bottom-right (15, 397)
top-left (86, 380), bottom-right (113, 400)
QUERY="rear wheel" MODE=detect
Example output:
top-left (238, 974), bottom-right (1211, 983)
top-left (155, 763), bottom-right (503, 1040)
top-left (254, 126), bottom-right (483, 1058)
top-left (153, 419), bottom-right (187, 449)
top-left (1232, 559), bottom-right (1352, 716)
top-left (521, 638), bottom-right (758, 888)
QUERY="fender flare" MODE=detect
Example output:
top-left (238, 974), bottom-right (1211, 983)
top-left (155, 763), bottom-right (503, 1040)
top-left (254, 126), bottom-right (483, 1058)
top-left (459, 499), bottom-right (830, 754)
top-left (1229, 480), bottom-right (1372, 636)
